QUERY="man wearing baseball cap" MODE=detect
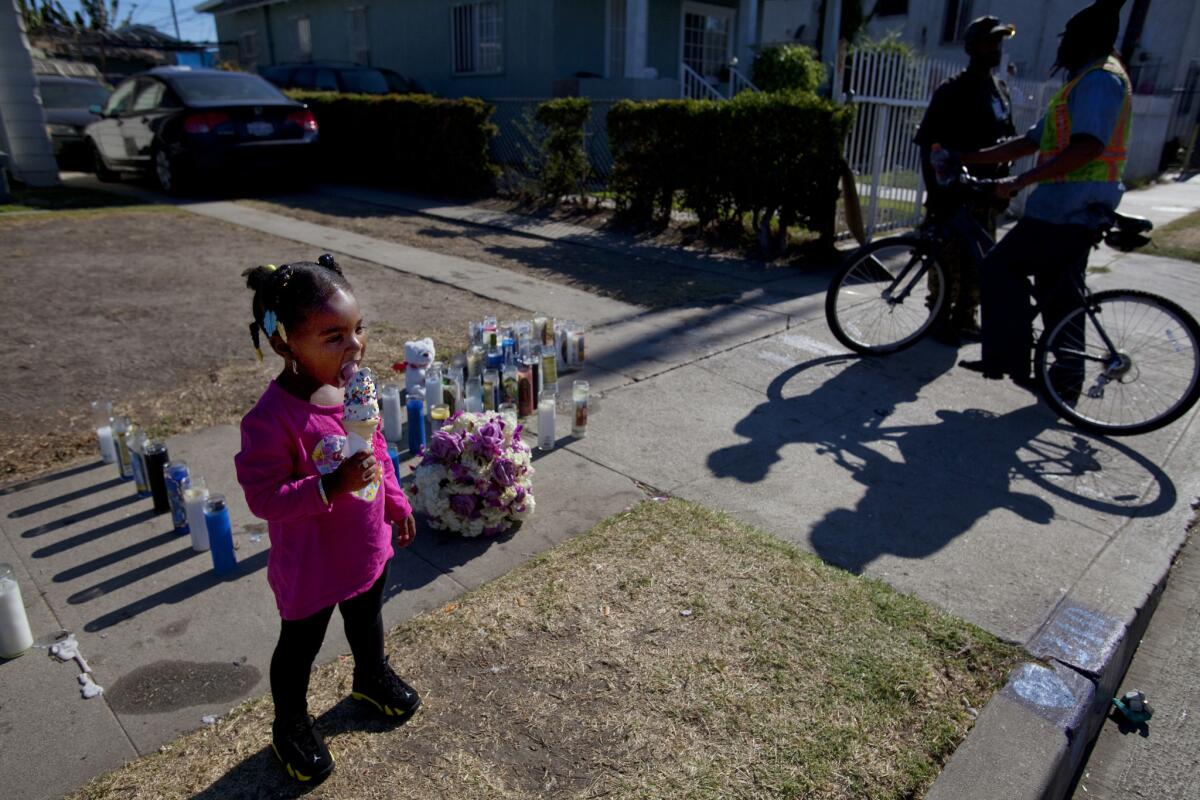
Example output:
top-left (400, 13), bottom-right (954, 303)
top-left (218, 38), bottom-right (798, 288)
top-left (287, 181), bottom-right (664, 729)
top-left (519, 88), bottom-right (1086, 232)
top-left (913, 15), bottom-right (1017, 345)
top-left (956, 0), bottom-right (1131, 392)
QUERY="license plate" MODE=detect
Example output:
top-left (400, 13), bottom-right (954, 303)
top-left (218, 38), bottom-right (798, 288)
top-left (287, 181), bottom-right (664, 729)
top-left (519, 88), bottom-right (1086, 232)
top-left (246, 121), bottom-right (274, 136)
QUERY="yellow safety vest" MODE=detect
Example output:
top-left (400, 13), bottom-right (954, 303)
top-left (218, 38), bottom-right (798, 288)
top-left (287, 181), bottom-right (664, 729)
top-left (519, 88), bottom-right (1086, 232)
top-left (1037, 55), bottom-right (1132, 183)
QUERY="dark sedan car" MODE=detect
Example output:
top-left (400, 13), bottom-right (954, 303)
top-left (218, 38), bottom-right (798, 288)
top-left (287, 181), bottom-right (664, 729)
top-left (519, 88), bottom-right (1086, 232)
top-left (38, 75), bottom-right (111, 168)
top-left (85, 67), bottom-right (319, 193)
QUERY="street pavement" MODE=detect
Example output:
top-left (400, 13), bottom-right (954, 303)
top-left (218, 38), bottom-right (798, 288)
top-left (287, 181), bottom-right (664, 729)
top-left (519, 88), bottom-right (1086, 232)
top-left (1, 174), bottom-right (1199, 799)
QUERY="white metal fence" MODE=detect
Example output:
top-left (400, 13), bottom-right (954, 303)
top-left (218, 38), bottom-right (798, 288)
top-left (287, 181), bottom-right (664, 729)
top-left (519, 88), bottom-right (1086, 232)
top-left (841, 48), bottom-right (1056, 239)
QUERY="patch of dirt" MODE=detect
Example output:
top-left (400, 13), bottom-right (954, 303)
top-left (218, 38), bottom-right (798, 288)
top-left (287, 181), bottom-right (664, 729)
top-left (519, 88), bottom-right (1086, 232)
top-left (242, 193), bottom-right (755, 309)
top-left (0, 208), bottom-right (525, 481)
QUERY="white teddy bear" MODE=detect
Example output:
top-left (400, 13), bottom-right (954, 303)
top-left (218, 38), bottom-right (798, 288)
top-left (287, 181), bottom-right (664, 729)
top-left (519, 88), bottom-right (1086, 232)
top-left (404, 338), bottom-right (436, 405)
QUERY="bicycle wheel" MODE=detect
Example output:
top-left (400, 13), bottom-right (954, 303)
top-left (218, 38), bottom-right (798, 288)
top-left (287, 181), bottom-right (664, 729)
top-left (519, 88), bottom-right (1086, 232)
top-left (826, 236), bottom-right (946, 355)
top-left (1035, 290), bottom-right (1200, 435)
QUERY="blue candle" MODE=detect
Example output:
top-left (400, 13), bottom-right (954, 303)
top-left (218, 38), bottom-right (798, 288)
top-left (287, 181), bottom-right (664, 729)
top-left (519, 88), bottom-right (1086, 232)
top-left (387, 443), bottom-right (401, 477)
top-left (203, 494), bottom-right (237, 576)
top-left (407, 396), bottom-right (426, 455)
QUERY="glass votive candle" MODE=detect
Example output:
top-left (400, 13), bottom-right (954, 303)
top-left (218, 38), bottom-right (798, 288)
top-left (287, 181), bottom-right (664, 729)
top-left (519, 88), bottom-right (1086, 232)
top-left (430, 403), bottom-right (450, 430)
top-left (572, 380), bottom-right (589, 437)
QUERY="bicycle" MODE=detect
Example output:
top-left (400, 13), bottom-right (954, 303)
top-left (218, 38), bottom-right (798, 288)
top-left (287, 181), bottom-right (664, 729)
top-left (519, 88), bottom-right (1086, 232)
top-left (824, 176), bottom-right (1200, 436)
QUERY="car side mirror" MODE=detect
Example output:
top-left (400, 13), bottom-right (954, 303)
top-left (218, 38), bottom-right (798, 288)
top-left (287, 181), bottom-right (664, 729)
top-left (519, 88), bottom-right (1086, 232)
top-left (89, 104), bottom-right (104, 116)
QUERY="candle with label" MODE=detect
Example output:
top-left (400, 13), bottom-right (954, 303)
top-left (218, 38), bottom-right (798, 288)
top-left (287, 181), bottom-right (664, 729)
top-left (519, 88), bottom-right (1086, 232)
top-left (164, 461), bottom-right (191, 533)
top-left (482, 370), bottom-right (499, 411)
top-left (517, 362), bottom-right (534, 417)
top-left (541, 344), bottom-right (558, 391)
top-left (204, 495), bottom-right (237, 576)
top-left (501, 364), bottom-right (519, 406)
top-left (430, 404), bottom-right (450, 430)
top-left (572, 380), bottom-right (589, 437)
top-left (183, 475), bottom-right (210, 552)
top-left (126, 426), bottom-right (150, 497)
top-left (112, 416), bottom-right (133, 479)
top-left (466, 345), bottom-right (484, 380)
top-left (380, 383), bottom-right (404, 444)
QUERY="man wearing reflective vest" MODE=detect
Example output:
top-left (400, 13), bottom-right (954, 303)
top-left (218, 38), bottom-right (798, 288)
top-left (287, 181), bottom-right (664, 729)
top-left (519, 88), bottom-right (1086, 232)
top-left (954, 0), bottom-right (1131, 388)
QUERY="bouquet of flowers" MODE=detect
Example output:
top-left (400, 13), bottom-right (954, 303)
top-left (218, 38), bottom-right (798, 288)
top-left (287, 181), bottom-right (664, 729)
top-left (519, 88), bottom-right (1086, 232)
top-left (407, 411), bottom-right (535, 537)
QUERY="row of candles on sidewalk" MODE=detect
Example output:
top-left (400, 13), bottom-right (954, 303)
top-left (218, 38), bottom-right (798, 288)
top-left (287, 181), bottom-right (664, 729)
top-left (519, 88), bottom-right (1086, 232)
top-left (90, 401), bottom-right (238, 576)
top-left (394, 316), bottom-right (590, 458)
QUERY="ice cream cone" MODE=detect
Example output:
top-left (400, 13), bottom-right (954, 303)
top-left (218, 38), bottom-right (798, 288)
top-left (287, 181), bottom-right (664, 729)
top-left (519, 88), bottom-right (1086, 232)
top-left (343, 418), bottom-right (379, 446)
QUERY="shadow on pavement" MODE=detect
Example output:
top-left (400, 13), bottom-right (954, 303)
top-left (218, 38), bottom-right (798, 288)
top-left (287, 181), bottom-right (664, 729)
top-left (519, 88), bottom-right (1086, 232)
top-left (0, 460), bottom-right (104, 496)
top-left (709, 348), bottom-right (1176, 574)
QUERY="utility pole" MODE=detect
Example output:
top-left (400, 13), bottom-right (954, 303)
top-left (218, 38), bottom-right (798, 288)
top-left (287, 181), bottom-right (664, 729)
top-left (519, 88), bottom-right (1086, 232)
top-left (169, 0), bottom-right (180, 40)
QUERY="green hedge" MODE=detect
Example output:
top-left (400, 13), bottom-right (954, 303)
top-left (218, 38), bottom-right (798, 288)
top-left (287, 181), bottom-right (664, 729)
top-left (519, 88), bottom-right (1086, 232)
top-left (607, 92), bottom-right (852, 242)
top-left (534, 97), bottom-right (591, 200)
top-left (287, 91), bottom-right (499, 196)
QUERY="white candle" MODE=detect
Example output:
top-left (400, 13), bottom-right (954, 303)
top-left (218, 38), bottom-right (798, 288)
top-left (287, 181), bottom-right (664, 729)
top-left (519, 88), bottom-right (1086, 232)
top-left (184, 484), bottom-right (211, 552)
top-left (426, 365), bottom-right (444, 420)
top-left (380, 383), bottom-right (404, 444)
top-left (96, 425), bottom-right (116, 464)
top-left (0, 567), bottom-right (34, 659)
top-left (537, 397), bottom-right (556, 451)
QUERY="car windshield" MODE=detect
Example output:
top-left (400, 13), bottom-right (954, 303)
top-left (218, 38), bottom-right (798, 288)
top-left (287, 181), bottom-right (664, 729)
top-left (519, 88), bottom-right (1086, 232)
top-left (171, 72), bottom-right (288, 102)
top-left (339, 69), bottom-right (389, 94)
top-left (39, 81), bottom-right (110, 109)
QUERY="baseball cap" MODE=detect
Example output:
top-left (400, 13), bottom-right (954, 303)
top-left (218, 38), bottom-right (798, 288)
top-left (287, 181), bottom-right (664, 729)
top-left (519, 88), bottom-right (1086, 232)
top-left (1062, 1), bottom-right (1121, 50)
top-left (963, 16), bottom-right (1017, 45)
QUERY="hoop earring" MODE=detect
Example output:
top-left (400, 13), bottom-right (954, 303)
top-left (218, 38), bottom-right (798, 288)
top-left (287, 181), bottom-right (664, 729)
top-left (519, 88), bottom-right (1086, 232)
top-left (291, 359), bottom-right (300, 376)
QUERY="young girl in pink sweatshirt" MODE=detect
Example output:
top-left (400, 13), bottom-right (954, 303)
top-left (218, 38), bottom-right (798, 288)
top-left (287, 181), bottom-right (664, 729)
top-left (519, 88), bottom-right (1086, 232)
top-left (235, 254), bottom-right (419, 785)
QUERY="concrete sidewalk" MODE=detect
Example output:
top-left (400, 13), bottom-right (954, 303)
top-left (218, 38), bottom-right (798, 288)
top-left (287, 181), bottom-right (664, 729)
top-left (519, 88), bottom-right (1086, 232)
top-left (3, 174), bottom-right (1199, 799)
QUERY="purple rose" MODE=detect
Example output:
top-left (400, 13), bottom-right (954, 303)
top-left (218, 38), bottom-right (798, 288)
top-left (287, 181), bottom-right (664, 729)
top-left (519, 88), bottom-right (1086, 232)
top-left (427, 430), bottom-right (464, 462)
top-left (469, 425), bottom-right (504, 459)
top-left (491, 458), bottom-right (517, 487)
top-left (449, 494), bottom-right (477, 518)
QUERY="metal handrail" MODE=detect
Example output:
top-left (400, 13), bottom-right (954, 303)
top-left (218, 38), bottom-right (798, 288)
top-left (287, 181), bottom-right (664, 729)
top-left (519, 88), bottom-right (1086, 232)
top-left (680, 63), bottom-right (725, 101)
top-left (728, 67), bottom-right (759, 96)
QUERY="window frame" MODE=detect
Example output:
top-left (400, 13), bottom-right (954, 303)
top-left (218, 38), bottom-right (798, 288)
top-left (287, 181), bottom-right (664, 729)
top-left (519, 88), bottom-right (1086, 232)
top-left (940, 0), bottom-right (975, 44)
top-left (451, 1), bottom-right (504, 76)
top-left (680, 2), bottom-right (736, 80)
top-left (295, 15), bottom-right (313, 62)
top-left (606, 0), bottom-right (627, 79)
top-left (348, 5), bottom-right (371, 66)
top-left (874, 0), bottom-right (908, 17)
top-left (238, 30), bottom-right (260, 67)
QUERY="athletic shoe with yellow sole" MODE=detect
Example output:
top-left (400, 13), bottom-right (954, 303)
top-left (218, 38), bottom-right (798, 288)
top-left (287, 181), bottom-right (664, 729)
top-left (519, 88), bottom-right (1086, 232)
top-left (271, 713), bottom-right (334, 784)
top-left (351, 656), bottom-right (421, 719)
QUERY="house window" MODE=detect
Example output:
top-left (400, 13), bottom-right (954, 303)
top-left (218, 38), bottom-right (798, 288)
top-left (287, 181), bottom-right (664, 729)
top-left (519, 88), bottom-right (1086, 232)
top-left (296, 16), bottom-right (313, 61)
top-left (452, 1), bottom-right (503, 75)
top-left (607, 0), bottom-right (626, 78)
top-left (940, 0), bottom-right (974, 43)
top-left (349, 6), bottom-right (370, 65)
top-left (238, 30), bottom-right (259, 67)
top-left (875, 0), bottom-right (908, 16)
top-left (683, 4), bottom-right (734, 79)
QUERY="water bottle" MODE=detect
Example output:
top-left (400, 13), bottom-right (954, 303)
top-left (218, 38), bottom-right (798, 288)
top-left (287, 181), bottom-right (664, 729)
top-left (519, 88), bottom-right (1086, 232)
top-left (203, 495), bottom-right (237, 575)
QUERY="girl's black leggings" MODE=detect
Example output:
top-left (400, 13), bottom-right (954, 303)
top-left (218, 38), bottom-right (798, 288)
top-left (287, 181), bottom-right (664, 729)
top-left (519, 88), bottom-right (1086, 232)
top-left (270, 564), bottom-right (388, 721)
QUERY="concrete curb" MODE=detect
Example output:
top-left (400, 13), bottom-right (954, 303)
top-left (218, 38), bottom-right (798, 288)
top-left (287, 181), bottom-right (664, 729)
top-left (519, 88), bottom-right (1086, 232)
top-left (928, 412), bottom-right (1200, 799)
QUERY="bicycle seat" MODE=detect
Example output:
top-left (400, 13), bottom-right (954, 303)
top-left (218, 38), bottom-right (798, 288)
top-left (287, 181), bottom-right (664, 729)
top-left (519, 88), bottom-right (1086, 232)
top-left (1113, 212), bottom-right (1153, 234)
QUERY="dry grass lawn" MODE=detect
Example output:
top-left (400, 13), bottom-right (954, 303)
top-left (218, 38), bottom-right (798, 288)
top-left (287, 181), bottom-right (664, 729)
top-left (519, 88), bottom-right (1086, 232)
top-left (1153, 209), bottom-right (1200, 264)
top-left (71, 499), bottom-right (1023, 800)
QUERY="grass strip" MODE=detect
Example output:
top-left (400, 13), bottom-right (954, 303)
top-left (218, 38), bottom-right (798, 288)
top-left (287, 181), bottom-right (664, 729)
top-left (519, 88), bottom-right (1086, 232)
top-left (72, 498), bottom-right (1023, 799)
top-left (1151, 209), bottom-right (1200, 264)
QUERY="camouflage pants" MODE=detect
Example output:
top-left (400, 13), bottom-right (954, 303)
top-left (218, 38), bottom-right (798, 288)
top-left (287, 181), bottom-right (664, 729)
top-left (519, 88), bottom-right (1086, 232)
top-left (929, 205), bottom-right (999, 328)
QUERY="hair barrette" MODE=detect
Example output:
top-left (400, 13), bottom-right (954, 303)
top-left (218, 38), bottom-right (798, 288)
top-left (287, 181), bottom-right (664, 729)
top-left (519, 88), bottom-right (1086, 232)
top-left (262, 309), bottom-right (278, 337)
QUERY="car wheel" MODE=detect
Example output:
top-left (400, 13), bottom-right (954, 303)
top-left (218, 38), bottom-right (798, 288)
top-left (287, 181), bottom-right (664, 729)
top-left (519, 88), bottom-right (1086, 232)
top-left (152, 146), bottom-right (188, 195)
top-left (90, 142), bottom-right (118, 183)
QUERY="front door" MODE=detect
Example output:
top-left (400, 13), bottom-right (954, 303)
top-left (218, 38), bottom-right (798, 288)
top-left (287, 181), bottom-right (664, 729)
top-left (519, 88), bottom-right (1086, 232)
top-left (681, 2), bottom-right (735, 80)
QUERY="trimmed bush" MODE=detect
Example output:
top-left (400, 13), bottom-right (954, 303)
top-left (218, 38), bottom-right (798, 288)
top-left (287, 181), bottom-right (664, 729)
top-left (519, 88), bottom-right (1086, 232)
top-left (287, 91), bottom-right (499, 196)
top-left (751, 44), bottom-right (826, 94)
top-left (534, 97), bottom-right (591, 200)
top-left (607, 92), bottom-right (853, 244)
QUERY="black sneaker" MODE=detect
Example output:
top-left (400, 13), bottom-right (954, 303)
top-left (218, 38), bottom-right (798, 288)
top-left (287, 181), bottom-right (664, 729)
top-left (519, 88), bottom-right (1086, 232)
top-left (351, 657), bottom-right (421, 719)
top-left (271, 713), bottom-right (334, 784)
